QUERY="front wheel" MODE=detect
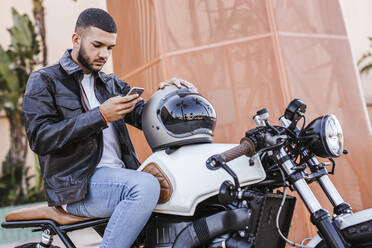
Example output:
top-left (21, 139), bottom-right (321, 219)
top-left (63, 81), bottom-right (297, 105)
top-left (14, 243), bottom-right (61, 248)
top-left (316, 242), bottom-right (372, 248)
top-left (315, 219), bottom-right (372, 248)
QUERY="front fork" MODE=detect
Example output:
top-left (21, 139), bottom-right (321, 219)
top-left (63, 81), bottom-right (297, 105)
top-left (306, 156), bottom-right (352, 215)
top-left (276, 148), bottom-right (349, 248)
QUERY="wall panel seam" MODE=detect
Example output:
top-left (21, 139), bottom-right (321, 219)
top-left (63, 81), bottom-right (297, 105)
top-left (279, 32), bottom-right (348, 40)
top-left (266, 0), bottom-right (291, 106)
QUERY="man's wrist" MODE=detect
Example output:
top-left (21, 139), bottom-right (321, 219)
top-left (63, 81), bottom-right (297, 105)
top-left (99, 107), bottom-right (110, 125)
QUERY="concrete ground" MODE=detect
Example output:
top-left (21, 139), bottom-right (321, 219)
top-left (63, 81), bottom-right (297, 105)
top-left (0, 227), bottom-right (102, 248)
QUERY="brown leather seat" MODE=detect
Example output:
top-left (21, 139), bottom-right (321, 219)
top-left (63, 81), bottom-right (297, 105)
top-left (5, 162), bottom-right (172, 226)
top-left (5, 204), bottom-right (94, 225)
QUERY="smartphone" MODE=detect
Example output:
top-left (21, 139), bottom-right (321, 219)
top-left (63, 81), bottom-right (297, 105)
top-left (126, 87), bottom-right (144, 97)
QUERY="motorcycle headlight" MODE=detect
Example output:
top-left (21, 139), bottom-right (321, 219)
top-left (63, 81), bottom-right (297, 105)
top-left (303, 114), bottom-right (344, 158)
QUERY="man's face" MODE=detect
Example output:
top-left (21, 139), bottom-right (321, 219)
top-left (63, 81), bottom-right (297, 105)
top-left (75, 26), bottom-right (116, 73)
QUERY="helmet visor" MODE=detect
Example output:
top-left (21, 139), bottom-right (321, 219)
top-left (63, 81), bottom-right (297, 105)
top-left (158, 93), bottom-right (216, 137)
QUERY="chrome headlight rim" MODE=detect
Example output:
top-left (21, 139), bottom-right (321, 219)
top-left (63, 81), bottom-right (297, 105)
top-left (321, 114), bottom-right (344, 157)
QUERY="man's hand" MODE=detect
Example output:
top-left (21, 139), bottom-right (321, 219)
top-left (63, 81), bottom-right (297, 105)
top-left (158, 77), bottom-right (196, 90)
top-left (99, 94), bottom-right (142, 122)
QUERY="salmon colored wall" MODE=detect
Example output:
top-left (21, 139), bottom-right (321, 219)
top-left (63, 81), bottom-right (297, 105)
top-left (107, 0), bottom-right (372, 243)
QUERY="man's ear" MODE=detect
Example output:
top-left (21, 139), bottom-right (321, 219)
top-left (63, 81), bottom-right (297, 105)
top-left (72, 33), bottom-right (81, 48)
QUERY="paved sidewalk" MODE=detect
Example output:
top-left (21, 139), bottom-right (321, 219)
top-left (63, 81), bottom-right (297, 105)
top-left (0, 227), bottom-right (102, 248)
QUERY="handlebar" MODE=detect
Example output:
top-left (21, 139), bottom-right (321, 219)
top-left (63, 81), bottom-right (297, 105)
top-left (220, 137), bottom-right (256, 162)
top-left (206, 137), bottom-right (256, 185)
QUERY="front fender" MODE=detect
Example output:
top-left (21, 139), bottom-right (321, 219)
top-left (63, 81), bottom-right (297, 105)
top-left (306, 208), bottom-right (372, 247)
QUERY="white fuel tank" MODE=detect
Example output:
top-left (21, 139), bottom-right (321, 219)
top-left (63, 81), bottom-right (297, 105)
top-left (138, 143), bottom-right (266, 216)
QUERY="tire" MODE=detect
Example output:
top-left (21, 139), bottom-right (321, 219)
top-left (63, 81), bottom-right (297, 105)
top-left (315, 219), bottom-right (372, 248)
top-left (15, 243), bottom-right (61, 248)
top-left (14, 243), bottom-right (38, 248)
top-left (316, 241), bottom-right (372, 248)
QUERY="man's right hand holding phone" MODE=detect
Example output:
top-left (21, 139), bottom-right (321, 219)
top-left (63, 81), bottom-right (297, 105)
top-left (99, 92), bottom-right (142, 123)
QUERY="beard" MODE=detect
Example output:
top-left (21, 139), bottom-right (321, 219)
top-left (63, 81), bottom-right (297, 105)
top-left (77, 44), bottom-right (101, 73)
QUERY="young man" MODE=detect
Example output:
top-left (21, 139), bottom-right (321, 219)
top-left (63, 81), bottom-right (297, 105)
top-left (23, 8), bottom-right (193, 248)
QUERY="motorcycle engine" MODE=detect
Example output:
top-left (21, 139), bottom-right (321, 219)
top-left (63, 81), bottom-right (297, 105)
top-left (143, 214), bottom-right (194, 248)
top-left (143, 193), bottom-right (296, 248)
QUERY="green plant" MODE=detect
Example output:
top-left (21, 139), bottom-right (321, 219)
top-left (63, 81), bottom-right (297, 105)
top-left (358, 37), bottom-right (372, 75)
top-left (0, 154), bottom-right (23, 205)
top-left (0, 154), bottom-right (45, 207)
top-left (0, 7), bottom-right (41, 205)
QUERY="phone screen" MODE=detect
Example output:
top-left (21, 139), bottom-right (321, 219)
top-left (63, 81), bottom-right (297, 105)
top-left (126, 87), bottom-right (144, 97)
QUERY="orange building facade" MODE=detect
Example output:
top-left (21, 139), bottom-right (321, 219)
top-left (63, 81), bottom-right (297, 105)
top-left (107, 0), bottom-right (372, 242)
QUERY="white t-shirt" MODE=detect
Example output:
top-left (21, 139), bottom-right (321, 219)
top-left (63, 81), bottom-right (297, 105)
top-left (80, 73), bottom-right (125, 168)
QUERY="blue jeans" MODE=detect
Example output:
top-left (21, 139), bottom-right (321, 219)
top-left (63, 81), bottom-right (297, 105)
top-left (66, 167), bottom-right (160, 248)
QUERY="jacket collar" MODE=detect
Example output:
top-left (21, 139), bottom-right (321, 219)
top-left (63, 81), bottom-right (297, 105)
top-left (59, 49), bottom-right (83, 76)
top-left (59, 49), bottom-right (107, 84)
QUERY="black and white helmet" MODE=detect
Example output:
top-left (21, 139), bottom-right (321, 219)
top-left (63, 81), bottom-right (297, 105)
top-left (142, 85), bottom-right (216, 151)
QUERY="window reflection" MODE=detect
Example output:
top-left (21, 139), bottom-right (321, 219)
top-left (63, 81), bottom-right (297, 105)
top-left (159, 93), bottom-right (216, 135)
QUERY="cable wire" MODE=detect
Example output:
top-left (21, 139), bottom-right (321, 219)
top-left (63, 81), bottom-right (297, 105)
top-left (275, 168), bottom-right (313, 248)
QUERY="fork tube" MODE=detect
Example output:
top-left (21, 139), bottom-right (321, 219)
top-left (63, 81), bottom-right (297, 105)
top-left (307, 157), bottom-right (352, 214)
top-left (318, 175), bottom-right (344, 206)
top-left (277, 148), bottom-right (322, 213)
top-left (308, 157), bottom-right (345, 206)
top-left (293, 179), bottom-right (322, 213)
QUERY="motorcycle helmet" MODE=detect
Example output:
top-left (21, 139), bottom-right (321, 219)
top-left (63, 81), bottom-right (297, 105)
top-left (142, 85), bottom-right (216, 151)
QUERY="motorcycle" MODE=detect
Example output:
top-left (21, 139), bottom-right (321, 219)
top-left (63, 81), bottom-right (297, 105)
top-left (2, 98), bottom-right (372, 248)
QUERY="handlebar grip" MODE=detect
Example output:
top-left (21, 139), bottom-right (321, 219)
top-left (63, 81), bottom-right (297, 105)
top-left (220, 137), bottom-right (256, 162)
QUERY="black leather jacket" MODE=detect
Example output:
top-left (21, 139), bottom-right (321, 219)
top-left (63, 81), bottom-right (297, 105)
top-left (23, 50), bottom-right (144, 206)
